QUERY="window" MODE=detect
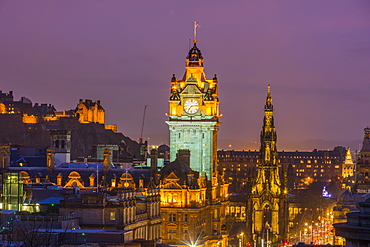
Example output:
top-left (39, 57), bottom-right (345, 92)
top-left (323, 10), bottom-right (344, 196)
top-left (168, 229), bottom-right (177, 240)
top-left (169, 213), bottom-right (177, 222)
top-left (184, 214), bottom-right (188, 222)
top-left (110, 211), bottom-right (116, 221)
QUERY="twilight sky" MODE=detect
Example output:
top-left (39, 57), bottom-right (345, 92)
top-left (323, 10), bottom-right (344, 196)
top-left (1, 1), bottom-right (370, 151)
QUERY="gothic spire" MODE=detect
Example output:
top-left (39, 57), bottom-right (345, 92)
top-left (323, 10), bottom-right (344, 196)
top-left (260, 85), bottom-right (277, 166)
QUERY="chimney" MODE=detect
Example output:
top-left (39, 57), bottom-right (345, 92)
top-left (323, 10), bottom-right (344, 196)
top-left (176, 149), bottom-right (190, 166)
top-left (103, 149), bottom-right (111, 173)
top-left (150, 149), bottom-right (158, 175)
top-left (0, 145), bottom-right (11, 170)
top-left (46, 148), bottom-right (55, 171)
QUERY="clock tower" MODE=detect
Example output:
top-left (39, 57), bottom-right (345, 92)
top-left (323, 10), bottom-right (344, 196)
top-left (166, 40), bottom-right (221, 179)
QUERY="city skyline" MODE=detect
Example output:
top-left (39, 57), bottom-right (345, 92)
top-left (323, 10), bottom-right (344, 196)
top-left (1, 1), bottom-right (370, 151)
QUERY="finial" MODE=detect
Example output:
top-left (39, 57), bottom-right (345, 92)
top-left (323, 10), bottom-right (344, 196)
top-left (265, 84), bottom-right (273, 110)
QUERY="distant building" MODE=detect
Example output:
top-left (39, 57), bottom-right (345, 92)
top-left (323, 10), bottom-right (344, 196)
top-left (218, 146), bottom-right (350, 193)
top-left (76, 99), bottom-right (105, 124)
top-left (355, 127), bottom-right (370, 193)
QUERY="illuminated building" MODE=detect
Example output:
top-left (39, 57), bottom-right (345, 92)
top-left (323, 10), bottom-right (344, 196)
top-left (75, 99), bottom-right (105, 124)
top-left (245, 86), bottom-right (288, 244)
top-left (162, 38), bottom-right (229, 247)
top-left (166, 40), bottom-right (220, 179)
top-left (1, 150), bottom-right (162, 243)
top-left (342, 148), bottom-right (354, 179)
top-left (2, 172), bottom-right (24, 210)
top-left (158, 150), bottom-right (229, 247)
top-left (355, 127), bottom-right (370, 193)
top-left (0, 90), bottom-right (111, 129)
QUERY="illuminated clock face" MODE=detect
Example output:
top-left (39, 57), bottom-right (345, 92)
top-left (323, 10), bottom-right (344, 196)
top-left (184, 98), bottom-right (199, 114)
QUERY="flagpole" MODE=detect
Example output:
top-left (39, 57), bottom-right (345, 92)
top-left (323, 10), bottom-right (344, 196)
top-left (194, 20), bottom-right (196, 41)
top-left (193, 20), bottom-right (200, 43)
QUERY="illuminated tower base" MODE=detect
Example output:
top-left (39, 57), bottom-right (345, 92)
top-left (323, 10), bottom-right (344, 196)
top-left (167, 121), bottom-right (219, 179)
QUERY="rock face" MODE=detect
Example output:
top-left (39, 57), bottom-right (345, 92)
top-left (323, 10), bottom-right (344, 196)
top-left (0, 114), bottom-right (141, 160)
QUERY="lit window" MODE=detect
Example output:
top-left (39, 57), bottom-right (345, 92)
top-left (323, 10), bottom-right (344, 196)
top-left (110, 212), bottom-right (116, 221)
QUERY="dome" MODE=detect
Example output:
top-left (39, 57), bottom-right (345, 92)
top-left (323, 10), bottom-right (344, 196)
top-left (158, 144), bottom-right (170, 152)
top-left (186, 42), bottom-right (203, 67)
top-left (160, 158), bottom-right (193, 181)
top-left (338, 190), bottom-right (355, 203)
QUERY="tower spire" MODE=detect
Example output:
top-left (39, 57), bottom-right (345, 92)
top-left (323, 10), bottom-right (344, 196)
top-left (265, 84), bottom-right (273, 112)
top-left (246, 85), bottom-right (288, 244)
top-left (261, 85), bottom-right (276, 166)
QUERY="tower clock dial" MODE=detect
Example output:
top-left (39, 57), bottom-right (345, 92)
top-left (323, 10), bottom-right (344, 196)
top-left (184, 98), bottom-right (199, 114)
